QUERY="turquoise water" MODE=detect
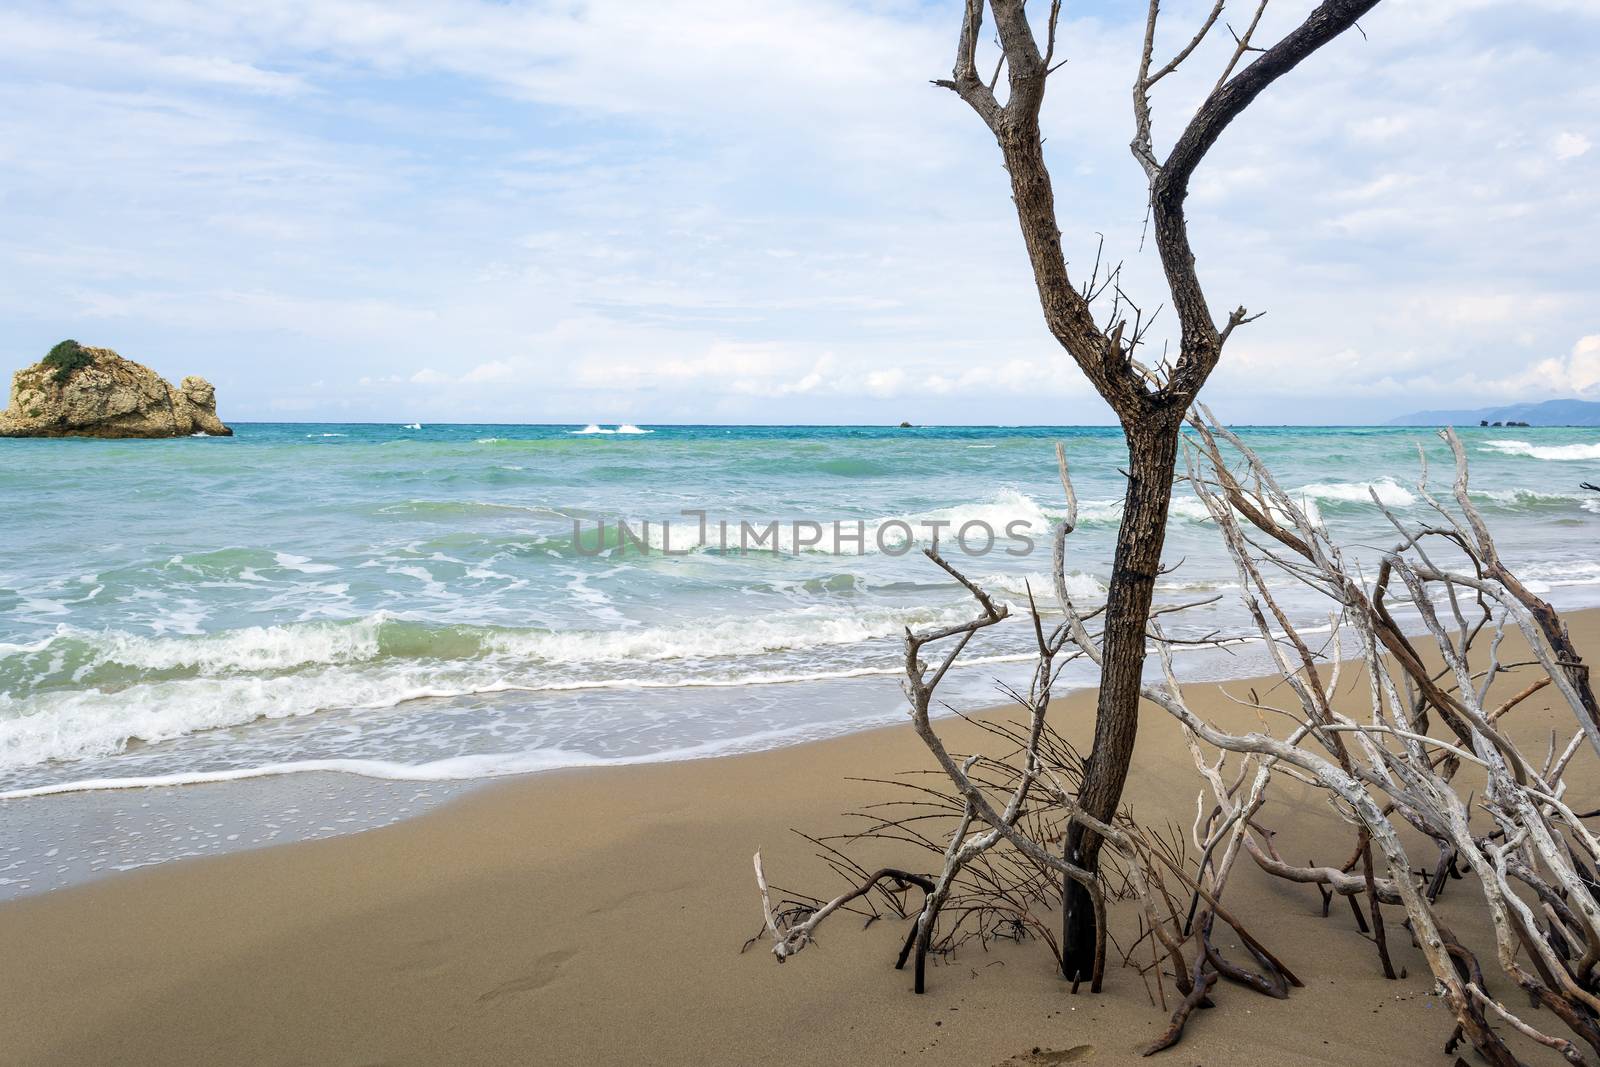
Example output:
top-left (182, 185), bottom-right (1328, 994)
top-left (2, 423), bottom-right (1597, 801)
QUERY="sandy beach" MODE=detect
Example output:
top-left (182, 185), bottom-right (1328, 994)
top-left (3, 0), bottom-right (1595, 1061)
top-left (0, 607), bottom-right (1591, 1065)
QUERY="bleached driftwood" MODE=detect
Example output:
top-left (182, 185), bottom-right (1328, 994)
top-left (753, 409), bottom-right (1599, 1060)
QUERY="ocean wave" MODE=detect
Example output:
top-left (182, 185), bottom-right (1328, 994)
top-left (273, 552), bottom-right (338, 574)
top-left (816, 457), bottom-right (891, 477)
top-left (0, 626), bottom-right (1269, 796)
top-left (374, 499), bottom-right (574, 521)
top-left (1293, 477), bottom-right (1416, 508)
top-left (1086, 483), bottom-right (1407, 527)
top-left (1516, 560), bottom-right (1600, 593)
top-left (0, 749), bottom-right (609, 799)
top-left (615, 488), bottom-right (1063, 556)
top-left (0, 601), bottom-right (984, 702)
top-left (1075, 495), bottom-right (1217, 526)
top-left (565, 423), bottom-right (652, 436)
top-left (1469, 488), bottom-right (1596, 512)
top-left (0, 608), bottom-right (1004, 771)
top-left (0, 717), bottom-right (902, 799)
top-left (1481, 439), bottom-right (1600, 461)
top-left (976, 570), bottom-right (1106, 602)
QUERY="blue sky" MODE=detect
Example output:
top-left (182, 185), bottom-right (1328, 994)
top-left (1, 0), bottom-right (1596, 425)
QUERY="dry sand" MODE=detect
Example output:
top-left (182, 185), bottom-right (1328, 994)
top-left (2, 609), bottom-right (1595, 1065)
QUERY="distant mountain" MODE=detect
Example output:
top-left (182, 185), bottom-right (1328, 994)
top-left (1388, 398), bottom-right (1600, 427)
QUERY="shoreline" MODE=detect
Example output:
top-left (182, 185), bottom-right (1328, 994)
top-left (5, 597), bottom-right (1600, 903)
top-left (2, 608), bottom-right (1594, 1064)
top-left (0, 620), bottom-right (1288, 901)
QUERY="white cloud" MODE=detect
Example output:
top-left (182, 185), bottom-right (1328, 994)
top-left (0, 10), bottom-right (310, 95)
top-left (1347, 114), bottom-right (1412, 142)
top-left (1495, 335), bottom-right (1600, 397)
top-left (461, 360), bottom-right (517, 383)
top-left (0, 1), bottom-right (1596, 424)
top-left (1555, 131), bottom-right (1592, 160)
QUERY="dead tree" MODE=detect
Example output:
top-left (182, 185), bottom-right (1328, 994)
top-left (1162, 412), bottom-right (1600, 1063)
top-left (752, 449), bottom-right (1299, 1053)
top-left (752, 417), bottom-right (1598, 1056)
top-left (935, 0), bottom-right (1381, 978)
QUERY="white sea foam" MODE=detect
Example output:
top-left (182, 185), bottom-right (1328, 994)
top-left (0, 716), bottom-right (911, 800)
top-left (0, 749), bottom-right (608, 799)
top-left (625, 488), bottom-right (1249, 557)
top-left (273, 552), bottom-right (338, 574)
top-left (1469, 488), bottom-right (1588, 508)
top-left (0, 636), bottom-right (55, 657)
top-left (977, 570), bottom-right (1106, 602)
top-left (0, 650), bottom-right (1086, 800)
top-left (568, 423), bottom-right (651, 435)
top-left (1294, 477), bottom-right (1416, 507)
top-left (628, 488), bottom-right (1068, 556)
top-left (0, 635), bottom-right (1263, 800)
top-left (0, 652), bottom-right (961, 772)
top-left (1077, 495), bottom-right (1219, 525)
top-left (1481, 439), bottom-right (1600, 461)
top-left (1517, 560), bottom-right (1600, 593)
top-left (0, 604), bottom-right (1001, 768)
top-left (1167, 495), bottom-right (1221, 523)
top-left (479, 604), bottom-right (980, 663)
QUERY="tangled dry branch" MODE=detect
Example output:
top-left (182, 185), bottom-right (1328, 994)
top-left (750, 411), bottom-right (1599, 1061)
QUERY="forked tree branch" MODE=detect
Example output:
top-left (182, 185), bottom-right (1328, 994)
top-left (938, 0), bottom-right (1377, 415)
top-left (1153, 0), bottom-right (1379, 398)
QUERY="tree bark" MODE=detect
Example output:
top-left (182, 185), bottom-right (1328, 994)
top-left (1062, 410), bottom-right (1182, 979)
top-left (934, 0), bottom-right (1381, 986)
top-left (995, 124), bottom-right (1150, 421)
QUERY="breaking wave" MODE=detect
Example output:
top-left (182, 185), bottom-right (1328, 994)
top-left (0, 604), bottom-right (995, 769)
top-left (1481, 439), bottom-right (1600, 462)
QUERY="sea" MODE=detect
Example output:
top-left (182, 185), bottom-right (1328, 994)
top-left (2, 423), bottom-right (1597, 895)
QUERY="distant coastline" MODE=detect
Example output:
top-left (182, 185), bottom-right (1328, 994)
top-left (1388, 396), bottom-right (1600, 427)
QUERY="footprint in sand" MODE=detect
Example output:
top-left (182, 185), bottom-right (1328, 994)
top-left (391, 935), bottom-right (452, 976)
top-left (995, 1046), bottom-right (1095, 1065)
top-left (477, 949), bottom-right (579, 1002)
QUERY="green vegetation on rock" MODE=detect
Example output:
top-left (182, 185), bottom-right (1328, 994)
top-left (42, 340), bottom-right (93, 384)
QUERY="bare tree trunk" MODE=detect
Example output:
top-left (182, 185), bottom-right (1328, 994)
top-left (1062, 413), bottom-right (1181, 978)
top-left (933, 0), bottom-right (1381, 986)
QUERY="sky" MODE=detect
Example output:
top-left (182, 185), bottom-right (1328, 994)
top-left (0, 0), bottom-right (1596, 425)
